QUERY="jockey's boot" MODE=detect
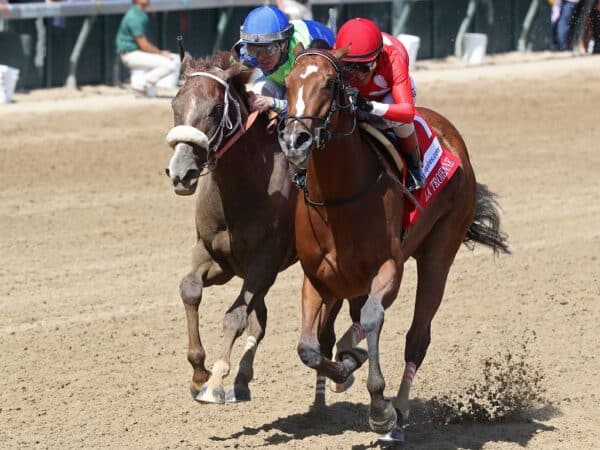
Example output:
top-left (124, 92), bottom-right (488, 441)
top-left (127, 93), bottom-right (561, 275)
top-left (404, 145), bottom-right (425, 191)
top-left (394, 127), bottom-right (425, 191)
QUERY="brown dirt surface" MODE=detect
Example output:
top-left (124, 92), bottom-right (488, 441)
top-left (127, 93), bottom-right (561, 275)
top-left (1, 54), bottom-right (599, 449)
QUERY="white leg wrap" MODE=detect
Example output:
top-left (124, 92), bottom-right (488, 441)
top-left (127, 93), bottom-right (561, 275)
top-left (244, 336), bottom-right (257, 353)
top-left (394, 362), bottom-right (417, 421)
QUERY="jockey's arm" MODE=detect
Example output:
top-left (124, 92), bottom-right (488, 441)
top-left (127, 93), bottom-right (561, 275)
top-left (367, 68), bottom-right (415, 124)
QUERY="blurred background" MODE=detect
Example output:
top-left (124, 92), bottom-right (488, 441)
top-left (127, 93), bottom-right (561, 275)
top-left (0, 0), bottom-right (597, 92)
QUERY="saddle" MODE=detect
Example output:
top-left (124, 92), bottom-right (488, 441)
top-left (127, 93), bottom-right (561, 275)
top-left (358, 122), bottom-right (405, 183)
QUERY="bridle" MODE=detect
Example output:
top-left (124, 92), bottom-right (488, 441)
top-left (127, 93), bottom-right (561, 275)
top-left (167, 71), bottom-right (258, 173)
top-left (188, 71), bottom-right (242, 156)
top-left (280, 49), bottom-right (356, 151)
top-left (282, 49), bottom-right (388, 207)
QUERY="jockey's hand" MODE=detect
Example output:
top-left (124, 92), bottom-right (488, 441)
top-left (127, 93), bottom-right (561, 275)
top-left (356, 95), bottom-right (373, 113)
top-left (249, 94), bottom-right (275, 113)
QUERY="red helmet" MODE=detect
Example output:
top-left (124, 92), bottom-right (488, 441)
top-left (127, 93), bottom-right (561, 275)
top-left (334, 18), bottom-right (383, 63)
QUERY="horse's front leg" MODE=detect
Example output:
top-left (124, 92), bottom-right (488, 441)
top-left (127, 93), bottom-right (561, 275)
top-left (330, 296), bottom-right (368, 393)
top-left (196, 251), bottom-right (278, 404)
top-left (181, 243), bottom-right (233, 400)
top-left (361, 259), bottom-right (402, 435)
top-left (225, 295), bottom-right (267, 403)
top-left (297, 278), bottom-right (367, 387)
top-left (313, 299), bottom-right (343, 410)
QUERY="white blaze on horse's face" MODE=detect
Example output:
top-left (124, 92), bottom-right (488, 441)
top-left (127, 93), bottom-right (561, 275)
top-left (300, 65), bottom-right (318, 80)
top-left (279, 66), bottom-right (322, 169)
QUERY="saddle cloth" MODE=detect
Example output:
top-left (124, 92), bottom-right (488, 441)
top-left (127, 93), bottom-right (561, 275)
top-left (360, 112), bottom-right (461, 228)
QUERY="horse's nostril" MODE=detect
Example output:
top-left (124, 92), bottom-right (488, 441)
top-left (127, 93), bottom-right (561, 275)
top-left (295, 132), bottom-right (311, 148)
top-left (182, 169), bottom-right (200, 186)
top-left (165, 168), bottom-right (170, 177)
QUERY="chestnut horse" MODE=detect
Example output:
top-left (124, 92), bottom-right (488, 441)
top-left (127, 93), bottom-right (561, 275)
top-left (278, 48), bottom-right (509, 442)
top-left (165, 51), bottom-right (299, 404)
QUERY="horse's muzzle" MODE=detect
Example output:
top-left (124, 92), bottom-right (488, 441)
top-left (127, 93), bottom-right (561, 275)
top-left (278, 126), bottom-right (313, 169)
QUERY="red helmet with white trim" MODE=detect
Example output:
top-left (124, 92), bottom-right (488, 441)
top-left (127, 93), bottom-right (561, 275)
top-left (334, 18), bottom-right (383, 63)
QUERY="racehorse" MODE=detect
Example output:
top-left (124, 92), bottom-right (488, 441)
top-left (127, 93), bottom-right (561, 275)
top-left (278, 47), bottom-right (509, 442)
top-left (165, 50), bottom-right (299, 404)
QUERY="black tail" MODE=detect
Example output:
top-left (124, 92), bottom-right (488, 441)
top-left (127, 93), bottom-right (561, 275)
top-left (464, 183), bottom-right (511, 255)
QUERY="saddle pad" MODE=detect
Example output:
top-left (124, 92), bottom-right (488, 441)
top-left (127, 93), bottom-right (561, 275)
top-left (404, 114), bottom-right (462, 227)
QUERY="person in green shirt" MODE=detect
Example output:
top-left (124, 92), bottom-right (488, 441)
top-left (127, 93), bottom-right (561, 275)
top-left (115, 0), bottom-right (179, 97)
top-left (234, 5), bottom-right (334, 114)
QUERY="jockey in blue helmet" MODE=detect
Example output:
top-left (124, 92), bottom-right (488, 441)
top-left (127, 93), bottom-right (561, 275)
top-left (234, 5), bottom-right (335, 114)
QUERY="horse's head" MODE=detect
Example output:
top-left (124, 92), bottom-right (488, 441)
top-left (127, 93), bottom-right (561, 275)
top-left (278, 47), bottom-right (352, 169)
top-left (166, 51), bottom-right (251, 195)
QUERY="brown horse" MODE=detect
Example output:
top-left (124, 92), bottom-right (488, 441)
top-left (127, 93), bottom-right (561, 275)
top-left (278, 48), bottom-right (509, 442)
top-left (165, 51), bottom-right (299, 404)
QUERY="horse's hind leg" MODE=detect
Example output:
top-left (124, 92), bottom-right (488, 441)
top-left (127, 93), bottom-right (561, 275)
top-left (181, 244), bottom-right (233, 400)
top-left (393, 214), bottom-right (467, 422)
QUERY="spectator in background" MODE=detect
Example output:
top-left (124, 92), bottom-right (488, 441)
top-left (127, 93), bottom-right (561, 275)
top-left (550, 0), bottom-right (562, 50)
top-left (583, 0), bottom-right (600, 53)
top-left (115, 0), bottom-right (179, 97)
top-left (556, 0), bottom-right (580, 50)
top-left (275, 0), bottom-right (313, 20)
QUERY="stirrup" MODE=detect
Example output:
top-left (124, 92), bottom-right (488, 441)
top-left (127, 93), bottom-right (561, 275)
top-left (405, 169), bottom-right (425, 192)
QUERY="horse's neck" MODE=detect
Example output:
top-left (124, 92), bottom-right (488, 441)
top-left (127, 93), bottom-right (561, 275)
top-left (307, 115), bottom-right (379, 201)
top-left (211, 116), bottom-right (276, 206)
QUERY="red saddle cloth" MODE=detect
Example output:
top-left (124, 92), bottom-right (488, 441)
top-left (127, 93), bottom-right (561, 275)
top-left (403, 113), bottom-right (461, 228)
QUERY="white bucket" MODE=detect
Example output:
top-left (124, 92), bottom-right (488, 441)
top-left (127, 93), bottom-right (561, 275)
top-left (397, 34), bottom-right (421, 68)
top-left (0, 65), bottom-right (20, 104)
top-left (462, 33), bottom-right (488, 65)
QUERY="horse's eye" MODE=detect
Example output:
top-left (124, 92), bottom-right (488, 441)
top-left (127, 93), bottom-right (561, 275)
top-left (324, 79), bottom-right (336, 90)
top-left (210, 104), bottom-right (225, 118)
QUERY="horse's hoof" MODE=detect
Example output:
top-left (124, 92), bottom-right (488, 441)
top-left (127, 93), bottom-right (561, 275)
top-left (225, 385), bottom-right (251, 403)
top-left (377, 425), bottom-right (405, 445)
top-left (190, 384), bottom-right (201, 399)
top-left (338, 347), bottom-right (369, 368)
top-left (369, 404), bottom-right (397, 434)
top-left (329, 373), bottom-right (355, 393)
top-left (195, 385), bottom-right (225, 404)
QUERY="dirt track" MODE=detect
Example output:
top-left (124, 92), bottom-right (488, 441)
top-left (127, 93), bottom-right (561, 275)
top-left (1, 55), bottom-right (599, 449)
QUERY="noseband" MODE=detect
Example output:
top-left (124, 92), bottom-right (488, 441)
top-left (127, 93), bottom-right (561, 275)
top-left (281, 50), bottom-right (356, 150)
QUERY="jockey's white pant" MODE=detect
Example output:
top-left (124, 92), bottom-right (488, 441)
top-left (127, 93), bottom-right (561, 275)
top-left (120, 51), bottom-right (179, 88)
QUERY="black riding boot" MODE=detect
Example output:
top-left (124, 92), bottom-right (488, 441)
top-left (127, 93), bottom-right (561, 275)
top-left (405, 145), bottom-right (425, 191)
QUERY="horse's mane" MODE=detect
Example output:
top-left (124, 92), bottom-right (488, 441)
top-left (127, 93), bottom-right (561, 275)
top-left (188, 51), bottom-right (253, 104)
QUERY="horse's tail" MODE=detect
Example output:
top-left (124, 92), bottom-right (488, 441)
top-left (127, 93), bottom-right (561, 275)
top-left (464, 183), bottom-right (511, 255)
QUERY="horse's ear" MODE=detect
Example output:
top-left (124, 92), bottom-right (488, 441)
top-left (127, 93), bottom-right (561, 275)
top-left (293, 43), bottom-right (305, 57)
top-left (181, 52), bottom-right (194, 77)
top-left (223, 62), bottom-right (244, 82)
top-left (332, 46), bottom-right (350, 60)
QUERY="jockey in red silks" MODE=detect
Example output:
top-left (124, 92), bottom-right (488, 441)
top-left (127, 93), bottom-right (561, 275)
top-left (334, 18), bottom-right (425, 191)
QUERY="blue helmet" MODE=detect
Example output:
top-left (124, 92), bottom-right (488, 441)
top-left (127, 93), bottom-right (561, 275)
top-left (240, 6), bottom-right (294, 44)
